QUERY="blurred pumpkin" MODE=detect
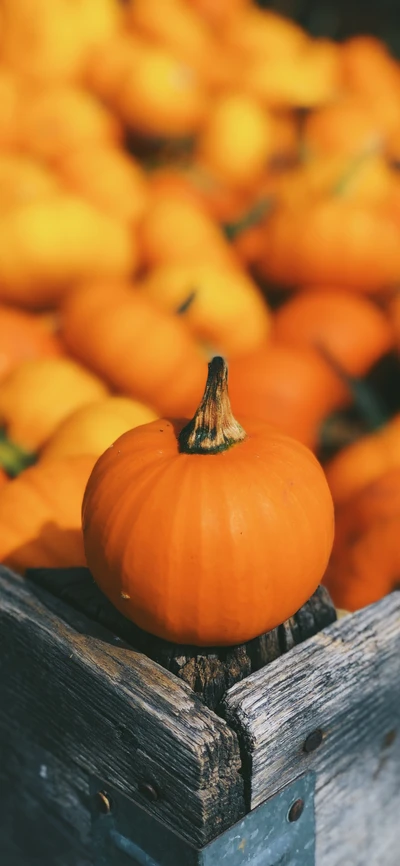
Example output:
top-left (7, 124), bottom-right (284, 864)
top-left (139, 261), bottom-right (271, 357)
top-left (0, 153), bottom-right (61, 214)
top-left (41, 396), bottom-right (158, 462)
top-left (0, 305), bottom-right (63, 383)
top-left (85, 32), bottom-right (142, 103)
top-left (59, 145), bottom-right (149, 224)
top-left (324, 415), bottom-right (400, 505)
top-left (332, 466), bottom-right (400, 556)
top-left (228, 343), bottom-right (345, 450)
top-left (259, 200), bottom-right (400, 292)
top-left (0, 0), bottom-right (121, 84)
top-left (138, 193), bottom-right (235, 269)
top-left (340, 36), bottom-right (400, 134)
top-left (18, 85), bottom-right (121, 163)
top-left (61, 280), bottom-right (207, 417)
top-left (0, 194), bottom-right (135, 308)
top-left (303, 99), bottom-right (386, 159)
top-left (82, 356), bottom-right (334, 646)
top-left (116, 41), bottom-right (208, 138)
top-left (0, 455), bottom-right (96, 574)
top-left (195, 92), bottom-right (273, 188)
top-left (0, 357), bottom-right (108, 456)
top-left (324, 513), bottom-right (400, 612)
top-left (0, 68), bottom-right (20, 148)
top-left (271, 290), bottom-right (393, 378)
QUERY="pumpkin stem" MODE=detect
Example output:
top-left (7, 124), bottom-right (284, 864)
top-left (178, 356), bottom-right (247, 454)
top-left (223, 197), bottom-right (274, 240)
top-left (0, 430), bottom-right (36, 477)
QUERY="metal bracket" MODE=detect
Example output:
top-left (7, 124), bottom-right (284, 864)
top-left (90, 772), bottom-right (315, 866)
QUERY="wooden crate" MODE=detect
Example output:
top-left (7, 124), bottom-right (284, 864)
top-left (0, 564), bottom-right (399, 866)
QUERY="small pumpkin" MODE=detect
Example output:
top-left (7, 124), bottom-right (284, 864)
top-left (324, 414), bottom-right (400, 505)
top-left (0, 194), bottom-right (135, 308)
top-left (271, 289), bottom-right (393, 379)
top-left (0, 357), bottom-right (108, 467)
top-left (228, 343), bottom-right (345, 450)
top-left (332, 466), bottom-right (400, 556)
top-left (18, 85), bottom-right (121, 163)
top-left (82, 357), bottom-right (334, 646)
top-left (58, 145), bottom-right (149, 224)
top-left (61, 280), bottom-right (207, 417)
top-left (0, 305), bottom-right (63, 383)
top-left (0, 455), bottom-right (95, 574)
top-left (139, 262), bottom-right (271, 357)
top-left (41, 396), bottom-right (157, 462)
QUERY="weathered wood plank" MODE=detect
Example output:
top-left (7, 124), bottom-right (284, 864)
top-left (0, 566), bottom-right (244, 847)
top-left (0, 733), bottom-right (92, 866)
top-left (221, 592), bottom-right (400, 866)
top-left (26, 567), bottom-right (337, 710)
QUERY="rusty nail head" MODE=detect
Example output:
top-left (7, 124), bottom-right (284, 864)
top-left (96, 791), bottom-right (112, 814)
top-left (139, 782), bottom-right (159, 802)
top-left (288, 798), bottom-right (304, 822)
top-left (303, 729), bottom-right (323, 753)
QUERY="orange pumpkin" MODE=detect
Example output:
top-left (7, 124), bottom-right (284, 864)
top-left (271, 290), bottom-right (393, 378)
top-left (18, 85), bottom-right (121, 163)
top-left (324, 415), bottom-right (400, 505)
top-left (139, 262), bottom-right (271, 357)
top-left (259, 200), bottom-right (400, 292)
top-left (138, 193), bottom-right (236, 269)
top-left (82, 357), bottom-right (334, 646)
top-left (0, 153), bottom-right (61, 214)
top-left (115, 41), bottom-right (209, 138)
top-left (58, 145), bottom-right (149, 224)
top-left (0, 455), bottom-right (95, 574)
top-left (0, 194), bottom-right (135, 308)
top-left (332, 466), bottom-right (400, 556)
top-left (324, 513), bottom-right (400, 612)
top-left (0, 357), bottom-right (108, 456)
top-left (195, 93), bottom-right (273, 188)
top-left (228, 343), bottom-right (345, 450)
top-left (41, 396), bottom-right (158, 462)
top-left (0, 305), bottom-right (63, 383)
top-left (61, 280), bottom-right (207, 417)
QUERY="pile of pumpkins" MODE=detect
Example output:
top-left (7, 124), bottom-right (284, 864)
top-left (0, 0), bottom-right (400, 646)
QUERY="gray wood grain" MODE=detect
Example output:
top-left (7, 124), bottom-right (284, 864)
top-left (0, 565), bottom-right (244, 849)
top-left (0, 732), bottom-right (92, 866)
top-left (26, 568), bottom-right (337, 710)
top-left (221, 592), bottom-right (400, 866)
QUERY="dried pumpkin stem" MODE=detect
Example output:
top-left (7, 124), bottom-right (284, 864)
top-left (178, 356), bottom-right (247, 454)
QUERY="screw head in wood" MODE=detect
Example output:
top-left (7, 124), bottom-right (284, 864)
top-left (96, 790), bottom-right (112, 814)
top-left (138, 782), bottom-right (159, 802)
top-left (288, 798), bottom-right (304, 822)
top-left (303, 728), bottom-right (323, 753)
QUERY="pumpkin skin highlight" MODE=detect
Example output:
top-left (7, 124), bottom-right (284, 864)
top-left (82, 361), bottom-right (334, 646)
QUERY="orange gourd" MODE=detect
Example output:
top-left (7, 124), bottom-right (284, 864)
top-left (0, 154), bottom-right (61, 214)
top-left (0, 357), bottom-right (108, 458)
top-left (138, 194), bottom-right (236, 269)
top-left (41, 397), bottom-right (158, 462)
top-left (303, 99), bottom-right (386, 159)
top-left (0, 305), bottom-right (63, 383)
top-left (0, 455), bottom-right (96, 574)
top-left (228, 344), bottom-right (345, 450)
top-left (18, 85), bottom-right (121, 163)
top-left (195, 93), bottom-right (273, 188)
top-left (139, 262), bottom-right (271, 357)
top-left (324, 467), bottom-right (400, 609)
top-left (259, 200), bottom-right (400, 292)
top-left (0, 194), bottom-right (135, 308)
top-left (324, 415), bottom-right (400, 505)
top-left (61, 280), bottom-right (207, 417)
top-left (271, 290), bottom-right (393, 378)
top-left (82, 357), bottom-right (334, 646)
top-left (59, 145), bottom-right (149, 224)
top-left (115, 41), bottom-right (208, 138)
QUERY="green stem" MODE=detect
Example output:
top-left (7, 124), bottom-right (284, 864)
top-left (223, 197), bottom-right (274, 241)
top-left (0, 430), bottom-right (36, 477)
top-left (178, 357), bottom-right (247, 454)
